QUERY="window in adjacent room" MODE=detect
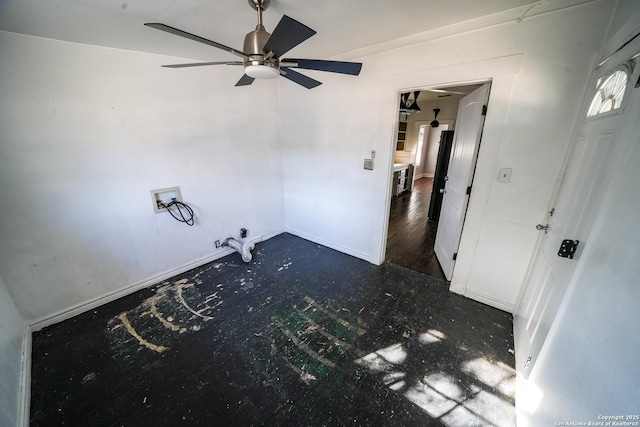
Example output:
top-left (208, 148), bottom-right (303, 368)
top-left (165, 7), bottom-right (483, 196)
top-left (415, 125), bottom-right (427, 166)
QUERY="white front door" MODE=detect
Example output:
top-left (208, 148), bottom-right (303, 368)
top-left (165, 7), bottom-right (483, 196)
top-left (514, 45), bottom-right (640, 376)
top-left (434, 84), bottom-right (491, 280)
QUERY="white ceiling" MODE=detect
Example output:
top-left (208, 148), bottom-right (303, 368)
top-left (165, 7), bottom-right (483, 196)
top-left (0, 0), bottom-right (547, 62)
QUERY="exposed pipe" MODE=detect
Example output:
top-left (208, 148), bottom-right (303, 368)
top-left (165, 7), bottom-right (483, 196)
top-left (224, 237), bottom-right (255, 262)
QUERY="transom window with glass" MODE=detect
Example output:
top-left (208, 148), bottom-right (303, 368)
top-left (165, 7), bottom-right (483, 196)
top-left (586, 68), bottom-right (629, 117)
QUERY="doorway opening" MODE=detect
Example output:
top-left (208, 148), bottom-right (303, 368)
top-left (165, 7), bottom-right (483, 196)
top-left (384, 83), bottom-right (489, 281)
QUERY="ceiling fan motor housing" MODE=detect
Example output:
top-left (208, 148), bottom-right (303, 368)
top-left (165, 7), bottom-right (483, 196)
top-left (244, 26), bottom-right (270, 55)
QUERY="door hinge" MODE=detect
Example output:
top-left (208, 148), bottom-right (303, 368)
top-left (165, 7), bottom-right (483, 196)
top-left (558, 239), bottom-right (579, 259)
top-left (466, 186), bottom-right (472, 195)
top-left (453, 252), bottom-right (458, 260)
top-left (482, 105), bottom-right (488, 115)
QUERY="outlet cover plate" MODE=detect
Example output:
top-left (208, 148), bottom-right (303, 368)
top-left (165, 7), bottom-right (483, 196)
top-left (498, 168), bottom-right (512, 183)
top-left (151, 186), bottom-right (183, 213)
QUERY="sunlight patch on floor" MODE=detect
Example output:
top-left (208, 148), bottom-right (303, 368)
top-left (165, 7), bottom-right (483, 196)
top-left (355, 343), bottom-right (407, 372)
top-left (355, 329), bottom-right (516, 426)
top-left (419, 329), bottom-right (446, 344)
top-left (515, 374), bottom-right (544, 425)
top-left (462, 357), bottom-right (516, 397)
top-left (405, 372), bottom-right (461, 418)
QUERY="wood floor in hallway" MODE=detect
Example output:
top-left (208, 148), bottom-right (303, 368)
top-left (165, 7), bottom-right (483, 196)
top-left (385, 177), bottom-right (446, 280)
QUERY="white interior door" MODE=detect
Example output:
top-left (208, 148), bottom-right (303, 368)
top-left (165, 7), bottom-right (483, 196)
top-left (514, 47), bottom-right (640, 376)
top-left (434, 84), bottom-right (490, 280)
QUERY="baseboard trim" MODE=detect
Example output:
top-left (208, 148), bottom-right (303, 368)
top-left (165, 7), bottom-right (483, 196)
top-left (284, 228), bottom-right (372, 263)
top-left (414, 173), bottom-right (434, 180)
top-left (29, 228), bottom-right (285, 331)
top-left (18, 323), bottom-right (32, 427)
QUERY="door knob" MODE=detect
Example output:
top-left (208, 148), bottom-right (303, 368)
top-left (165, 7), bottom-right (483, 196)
top-left (536, 224), bottom-right (549, 233)
top-left (439, 189), bottom-right (445, 194)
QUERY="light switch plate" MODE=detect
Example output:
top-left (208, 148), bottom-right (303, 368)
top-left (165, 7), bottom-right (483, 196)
top-left (498, 168), bottom-right (512, 183)
top-left (364, 159), bottom-right (374, 170)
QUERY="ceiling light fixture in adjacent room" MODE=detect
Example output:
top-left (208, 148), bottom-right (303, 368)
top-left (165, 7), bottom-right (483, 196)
top-left (430, 96), bottom-right (441, 127)
top-left (399, 92), bottom-right (410, 114)
top-left (406, 91), bottom-right (421, 114)
top-left (400, 91), bottom-right (421, 116)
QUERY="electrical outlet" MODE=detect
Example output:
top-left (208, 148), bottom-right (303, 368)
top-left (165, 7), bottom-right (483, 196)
top-left (214, 240), bottom-right (221, 248)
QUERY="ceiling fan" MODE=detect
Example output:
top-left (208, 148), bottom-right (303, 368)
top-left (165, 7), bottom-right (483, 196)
top-left (145, 0), bottom-right (363, 89)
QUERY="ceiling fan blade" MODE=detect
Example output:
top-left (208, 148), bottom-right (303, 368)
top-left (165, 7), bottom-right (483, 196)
top-left (162, 61), bottom-right (243, 69)
top-left (235, 74), bottom-right (255, 87)
top-left (280, 67), bottom-right (322, 89)
top-left (145, 23), bottom-right (249, 60)
top-left (263, 15), bottom-right (316, 58)
top-left (281, 59), bottom-right (362, 76)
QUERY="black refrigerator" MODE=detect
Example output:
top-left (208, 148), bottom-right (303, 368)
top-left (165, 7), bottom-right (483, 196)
top-left (428, 130), bottom-right (455, 221)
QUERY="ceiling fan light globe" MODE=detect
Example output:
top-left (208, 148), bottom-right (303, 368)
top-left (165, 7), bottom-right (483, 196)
top-left (245, 64), bottom-right (280, 79)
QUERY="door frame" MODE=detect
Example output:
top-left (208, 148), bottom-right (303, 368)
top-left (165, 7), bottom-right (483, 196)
top-left (374, 55), bottom-right (523, 312)
top-left (380, 79), bottom-right (492, 278)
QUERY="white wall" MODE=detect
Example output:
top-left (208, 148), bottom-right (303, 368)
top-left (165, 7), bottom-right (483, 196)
top-left (0, 31), bottom-right (285, 321)
top-left (280, 0), bottom-right (615, 311)
top-left (0, 275), bottom-right (26, 427)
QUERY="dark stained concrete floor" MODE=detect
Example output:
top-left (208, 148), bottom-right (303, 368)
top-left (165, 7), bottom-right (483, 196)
top-left (30, 233), bottom-right (515, 426)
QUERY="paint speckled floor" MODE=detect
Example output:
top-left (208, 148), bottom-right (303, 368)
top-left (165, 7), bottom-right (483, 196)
top-left (30, 233), bottom-right (516, 426)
